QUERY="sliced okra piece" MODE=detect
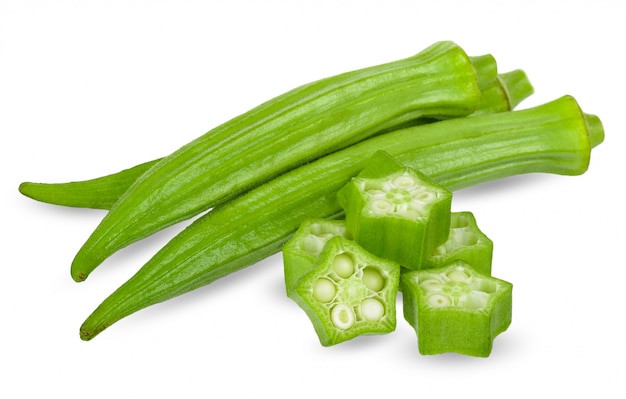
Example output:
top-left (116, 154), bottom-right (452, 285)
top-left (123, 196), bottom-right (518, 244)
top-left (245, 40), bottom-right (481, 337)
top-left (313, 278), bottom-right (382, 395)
top-left (292, 236), bottom-right (400, 346)
top-left (426, 211), bottom-right (493, 275)
top-left (401, 260), bottom-right (512, 357)
top-left (337, 151), bottom-right (452, 270)
top-left (282, 218), bottom-right (352, 297)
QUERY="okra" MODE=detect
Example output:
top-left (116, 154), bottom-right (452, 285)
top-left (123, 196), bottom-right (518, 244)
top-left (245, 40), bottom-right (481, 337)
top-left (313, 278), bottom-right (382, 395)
top-left (79, 95), bottom-right (600, 340)
top-left (69, 41), bottom-right (486, 282)
top-left (401, 260), bottom-right (513, 357)
top-left (426, 211), bottom-right (493, 275)
top-left (18, 160), bottom-right (159, 210)
top-left (338, 150), bottom-right (453, 270)
top-left (282, 218), bottom-right (352, 297)
top-left (18, 68), bottom-right (531, 211)
top-left (291, 236), bottom-right (400, 346)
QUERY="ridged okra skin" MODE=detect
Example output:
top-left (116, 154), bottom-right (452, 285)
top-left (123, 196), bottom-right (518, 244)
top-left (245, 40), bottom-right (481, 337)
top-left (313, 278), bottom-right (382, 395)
top-left (79, 96), bottom-right (599, 341)
top-left (282, 218), bottom-right (352, 297)
top-left (292, 236), bottom-right (400, 346)
top-left (70, 40), bottom-right (484, 282)
top-left (18, 66), bottom-right (532, 211)
top-left (338, 151), bottom-right (452, 270)
top-left (426, 211), bottom-right (493, 275)
top-left (18, 160), bottom-right (159, 210)
top-left (401, 261), bottom-right (512, 357)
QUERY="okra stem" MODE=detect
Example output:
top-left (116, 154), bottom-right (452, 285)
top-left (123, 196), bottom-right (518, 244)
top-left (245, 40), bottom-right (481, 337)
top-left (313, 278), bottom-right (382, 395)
top-left (79, 95), bottom-right (598, 340)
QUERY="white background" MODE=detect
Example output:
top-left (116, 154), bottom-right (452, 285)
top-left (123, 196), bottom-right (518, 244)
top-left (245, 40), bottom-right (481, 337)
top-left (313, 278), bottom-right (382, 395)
top-left (2, 1), bottom-right (624, 397)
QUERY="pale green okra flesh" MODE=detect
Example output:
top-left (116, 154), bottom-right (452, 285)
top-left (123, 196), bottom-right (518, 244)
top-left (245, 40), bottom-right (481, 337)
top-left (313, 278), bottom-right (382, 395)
top-left (338, 151), bottom-right (452, 270)
top-left (282, 218), bottom-right (352, 297)
top-left (293, 236), bottom-right (400, 346)
top-left (401, 260), bottom-right (512, 357)
top-left (426, 211), bottom-right (494, 275)
top-left (79, 95), bottom-right (599, 341)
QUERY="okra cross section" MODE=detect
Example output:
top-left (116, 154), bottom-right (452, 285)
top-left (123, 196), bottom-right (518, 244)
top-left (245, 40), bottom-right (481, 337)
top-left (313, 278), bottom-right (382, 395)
top-left (401, 260), bottom-right (512, 357)
top-left (292, 236), bottom-right (400, 346)
top-left (425, 211), bottom-right (493, 275)
top-left (282, 218), bottom-right (352, 297)
top-left (338, 151), bottom-right (452, 270)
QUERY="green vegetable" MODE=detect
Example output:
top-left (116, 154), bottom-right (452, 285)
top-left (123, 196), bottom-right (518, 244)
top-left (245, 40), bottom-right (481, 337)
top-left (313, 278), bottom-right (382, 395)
top-left (282, 218), bottom-right (352, 297)
top-left (401, 260), bottom-right (513, 357)
top-left (291, 236), bottom-right (400, 346)
top-left (79, 95), bottom-right (599, 341)
top-left (338, 151), bottom-right (453, 270)
top-left (18, 160), bottom-right (159, 210)
top-left (425, 211), bottom-right (493, 275)
top-left (17, 67), bottom-right (531, 211)
top-left (69, 41), bottom-right (486, 282)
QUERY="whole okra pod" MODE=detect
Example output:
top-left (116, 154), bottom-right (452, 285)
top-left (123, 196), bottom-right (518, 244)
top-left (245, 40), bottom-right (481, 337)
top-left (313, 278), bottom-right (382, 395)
top-left (79, 95), bottom-right (601, 340)
top-left (18, 68), bottom-right (531, 211)
top-left (69, 41), bottom-right (486, 282)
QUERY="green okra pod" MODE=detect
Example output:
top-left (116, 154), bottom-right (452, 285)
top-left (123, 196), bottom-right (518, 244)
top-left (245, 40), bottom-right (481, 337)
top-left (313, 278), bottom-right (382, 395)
top-left (18, 160), bottom-right (159, 210)
top-left (401, 260), bottom-right (513, 357)
top-left (69, 41), bottom-right (486, 282)
top-left (18, 67), bottom-right (531, 211)
top-left (79, 95), bottom-right (599, 341)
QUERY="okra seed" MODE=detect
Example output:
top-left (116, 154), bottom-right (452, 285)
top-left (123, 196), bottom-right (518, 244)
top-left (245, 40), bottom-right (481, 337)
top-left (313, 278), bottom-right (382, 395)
top-left (447, 269), bottom-right (470, 281)
top-left (370, 199), bottom-right (393, 213)
top-left (360, 298), bottom-right (385, 321)
top-left (427, 293), bottom-right (452, 307)
top-left (392, 174), bottom-right (416, 189)
top-left (362, 266), bottom-right (385, 291)
top-left (412, 190), bottom-right (436, 202)
top-left (420, 278), bottom-right (443, 288)
top-left (313, 278), bottom-right (337, 303)
top-left (331, 303), bottom-right (355, 330)
top-left (333, 253), bottom-right (355, 278)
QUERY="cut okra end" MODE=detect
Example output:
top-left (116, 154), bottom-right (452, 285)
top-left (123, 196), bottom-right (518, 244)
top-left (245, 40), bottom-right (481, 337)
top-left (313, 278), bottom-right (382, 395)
top-left (283, 218), bottom-right (352, 298)
top-left (427, 211), bottom-right (493, 275)
top-left (401, 260), bottom-right (512, 357)
top-left (294, 236), bottom-right (401, 346)
top-left (338, 151), bottom-right (452, 270)
top-left (357, 170), bottom-right (450, 220)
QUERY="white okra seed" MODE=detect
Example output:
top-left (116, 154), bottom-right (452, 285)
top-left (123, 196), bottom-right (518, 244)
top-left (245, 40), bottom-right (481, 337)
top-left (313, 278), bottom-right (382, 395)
top-left (427, 293), bottom-right (452, 307)
top-left (313, 278), bottom-right (336, 303)
top-left (331, 303), bottom-right (355, 330)
top-left (392, 174), bottom-right (416, 189)
top-left (360, 298), bottom-right (385, 321)
top-left (362, 266), bottom-right (385, 292)
top-left (333, 253), bottom-right (355, 278)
